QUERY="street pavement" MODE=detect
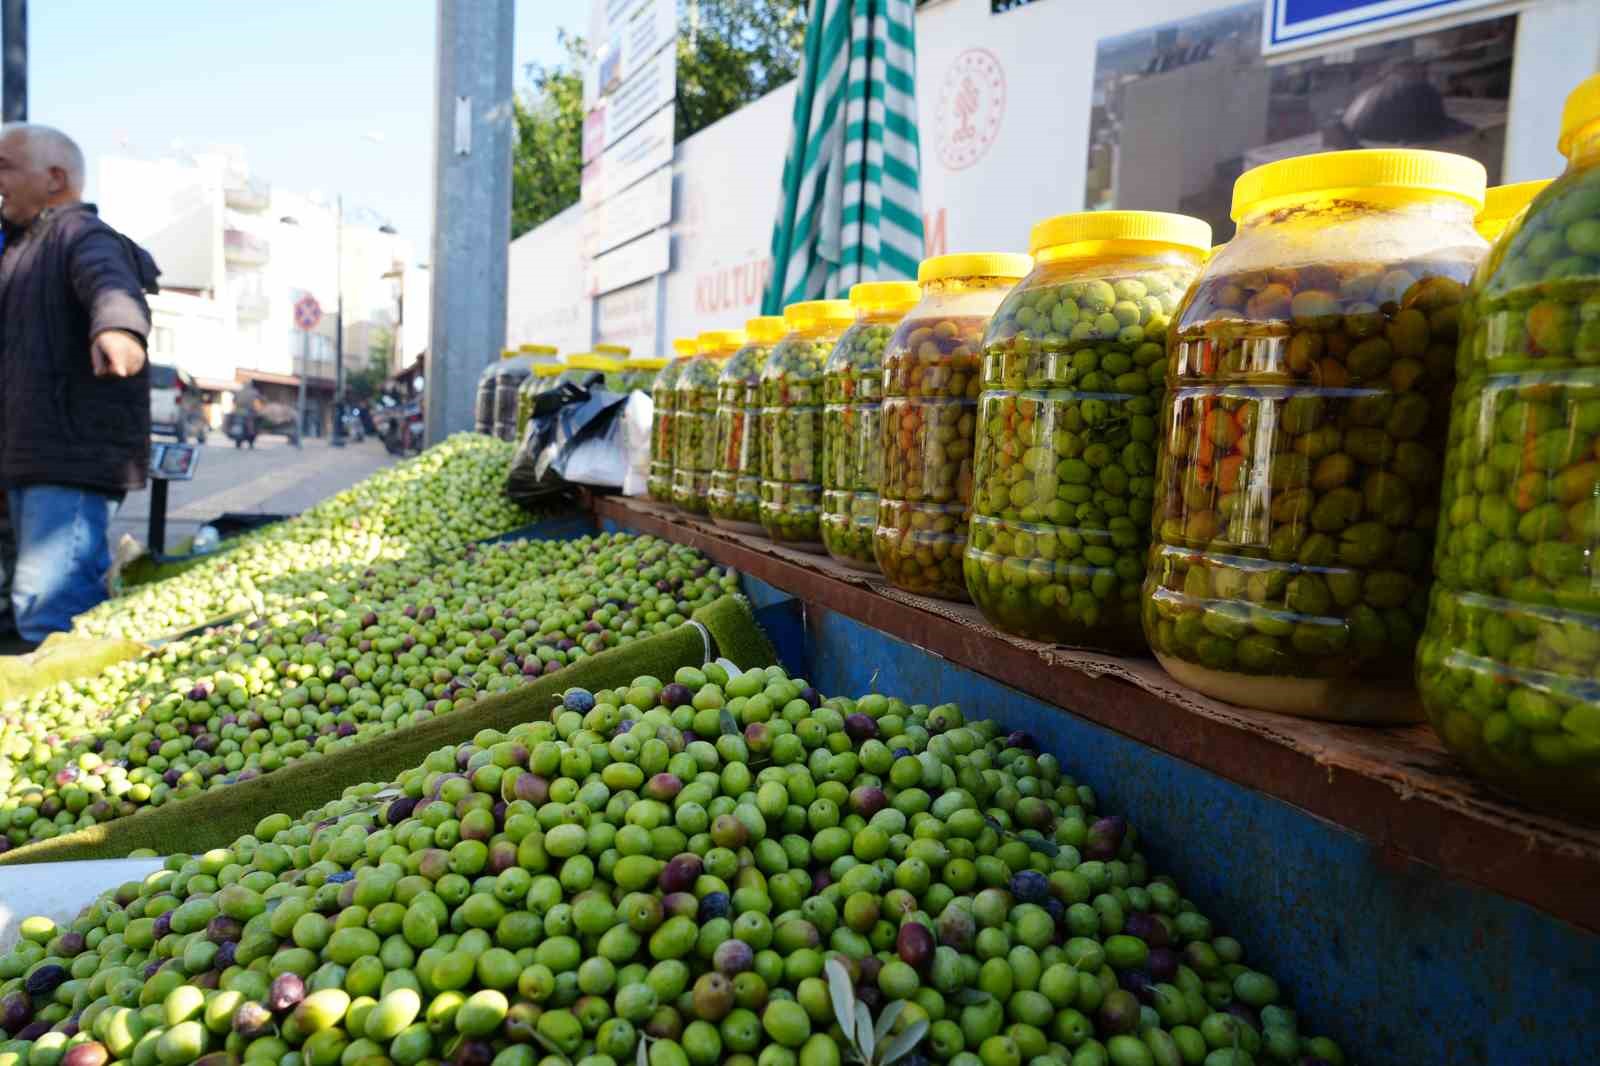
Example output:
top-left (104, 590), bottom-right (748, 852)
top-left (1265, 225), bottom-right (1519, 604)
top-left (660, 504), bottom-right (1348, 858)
top-left (112, 435), bottom-right (398, 554)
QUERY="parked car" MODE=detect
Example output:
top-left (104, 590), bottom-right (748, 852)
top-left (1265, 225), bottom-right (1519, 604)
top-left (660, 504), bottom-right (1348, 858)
top-left (149, 363), bottom-right (207, 443)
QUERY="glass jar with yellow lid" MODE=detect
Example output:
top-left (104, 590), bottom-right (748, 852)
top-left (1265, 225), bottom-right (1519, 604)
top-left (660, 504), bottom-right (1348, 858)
top-left (966, 212), bottom-right (1210, 649)
top-left (516, 358), bottom-right (567, 440)
top-left (1419, 75), bottom-right (1600, 817)
top-left (489, 346), bottom-right (555, 441)
top-left (760, 300), bottom-right (855, 550)
top-left (710, 316), bottom-right (786, 534)
top-left (554, 352), bottom-right (621, 391)
top-left (673, 330), bottom-right (745, 515)
top-left (875, 253), bottom-right (1033, 599)
top-left (622, 356), bottom-right (668, 392)
top-left (1476, 180), bottom-right (1553, 245)
top-left (821, 281), bottom-right (921, 570)
top-left (593, 344), bottom-right (631, 390)
top-left (649, 339), bottom-right (697, 503)
top-left (1144, 148), bottom-right (1487, 720)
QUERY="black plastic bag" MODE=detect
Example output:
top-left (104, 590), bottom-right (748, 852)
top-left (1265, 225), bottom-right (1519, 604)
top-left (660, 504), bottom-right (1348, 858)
top-left (505, 377), bottom-right (629, 507)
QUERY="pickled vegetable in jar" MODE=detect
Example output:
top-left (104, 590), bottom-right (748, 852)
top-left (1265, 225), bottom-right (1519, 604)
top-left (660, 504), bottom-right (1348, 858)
top-left (474, 353), bottom-right (501, 435)
top-left (822, 281), bottom-right (921, 570)
top-left (1476, 180), bottom-right (1552, 245)
top-left (710, 316), bottom-right (785, 535)
top-left (492, 348), bottom-right (548, 441)
top-left (673, 330), bottom-right (746, 515)
top-left (1145, 148), bottom-right (1487, 720)
top-left (517, 361), bottom-right (566, 440)
top-left (876, 253), bottom-right (1033, 599)
top-left (622, 356), bottom-right (667, 392)
top-left (649, 339), bottom-right (697, 503)
top-left (967, 212), bottom-right (1210, 649)
top-left (1420, 75), bottom-right (1600, 818)
top-left (760, 300), bottom-right (855, 551)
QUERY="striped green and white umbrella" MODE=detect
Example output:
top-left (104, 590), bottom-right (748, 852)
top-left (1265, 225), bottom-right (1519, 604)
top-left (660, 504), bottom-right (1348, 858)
top-left (763, 0), bottom-right (923, 313)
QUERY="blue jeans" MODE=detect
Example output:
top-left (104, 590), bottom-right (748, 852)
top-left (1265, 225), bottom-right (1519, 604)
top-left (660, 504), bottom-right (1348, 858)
top-left (8, 485), bottom-right (118, 642)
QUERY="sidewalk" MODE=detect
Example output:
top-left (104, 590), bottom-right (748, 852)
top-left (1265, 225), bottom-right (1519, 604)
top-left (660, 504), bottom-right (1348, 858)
top-left (112, 436), bottom-right (398, 553)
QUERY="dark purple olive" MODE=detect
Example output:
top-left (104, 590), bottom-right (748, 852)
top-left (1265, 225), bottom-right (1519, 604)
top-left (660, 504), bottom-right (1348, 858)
top-left (24, 965), bottom-right (66, 996)
top-left (385, 797), bottom-right (418, 825)
top-left (213, 941), bottom-right (237, 970)
top-left (450, 1039), bottom-right (494, 1066)
top-left (857, 956), bottom-right (883, 989)
top-left (1084, 815), bottom-right (1127, 860)
top-left (843, 714), bottom-right (878, 742)
top-left (267, 973), bottom-right (305, 1012)
top-left (713, 939), bottom-right (754, 976)
top-left (207, 916), bottom-right (243, 944)
top-left (896, 923), bottom-right (934, 971)
top-left (1005, 730), bottom-right (1037, 750)
top-left (0, 990), bottom-right (32, 1030)
top-left (1117, 969), bottom-right (1156, 1004)
top-left (15, 1021), bottom-right (50, 1041)
top-left (662, 892), bottom-right (699, 920)
top-left (659, 683), bottom-right (693, 708)
top-left (799, 686), bottom-right (821, 708)
top-left (849, 786), bottom-right (887, 818)
top-left (1009, 870), bottom-right (1048, 904)
top-left (659, 854), bottom-right (702, 894)
top-left (643, 774), bottom-right (683, 803)
top-left (1147, 946), bottom-right (1178, 981)
top-left (935, 907), bottom-right (975, 952)
top-left (56, 931), bottom-right (86, 956)
top-left (697, 892), bottom-right (730, 922)
top-left (562, 689), bottom-right (596, 713)
top-left (1123, 912), bottom-right (1169, 949)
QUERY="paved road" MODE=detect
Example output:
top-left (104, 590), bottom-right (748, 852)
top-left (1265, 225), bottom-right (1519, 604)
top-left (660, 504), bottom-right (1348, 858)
top-left (112, 436), bottom-right (398, 554)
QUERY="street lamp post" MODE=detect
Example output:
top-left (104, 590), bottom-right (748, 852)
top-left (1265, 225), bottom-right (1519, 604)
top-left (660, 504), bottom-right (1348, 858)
top-left (332, 194), bottom-right (346, 447)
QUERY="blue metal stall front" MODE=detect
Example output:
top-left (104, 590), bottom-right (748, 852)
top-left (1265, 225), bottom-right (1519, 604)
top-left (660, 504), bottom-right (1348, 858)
top-left (593, 513), bottom-right (1600, 1064)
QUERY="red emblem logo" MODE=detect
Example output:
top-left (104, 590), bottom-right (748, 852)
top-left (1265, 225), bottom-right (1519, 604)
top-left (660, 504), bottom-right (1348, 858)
top-left (937, 49), bottom-right (1005, 171)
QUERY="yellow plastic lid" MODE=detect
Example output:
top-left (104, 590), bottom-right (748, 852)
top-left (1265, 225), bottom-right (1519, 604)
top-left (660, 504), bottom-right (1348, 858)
top-left (567, 353), bottom-right (622, 371)
top-left (1232, 149), bottom-right (1486, 220)
top-left (1480, 180), bottom-right (1552, 226)
top-left (624, 356), bottom-right (668, 370)
top-left (783, 300), bottom-right (854, 331)
top-left (594, 343), bottom-right (630, 356)
top-left (697, 329), bottom-right (747, 355)
top-left (848, 281), bottom-right (921, 316)
top-left (500, 348), bottom-right (519, 359)
top-left (1559, 73), bottom-right (1600, 156)
top-left (672, 337), bottom-right (699, 359)
top-left (534, 363), bottom-right (565, 377)
top-left (518, 343), bottom-right (559, 355)
top-left (1029, 211), bottom-right (1211, 257)
top-left (745, 316), bottom-right (787, 344)
top-left (918, 252), bottom-right (1033, 284)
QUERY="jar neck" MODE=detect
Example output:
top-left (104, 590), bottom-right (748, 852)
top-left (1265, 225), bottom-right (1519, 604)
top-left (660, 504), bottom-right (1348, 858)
top-left (855, 306), bottom-right (915, 324)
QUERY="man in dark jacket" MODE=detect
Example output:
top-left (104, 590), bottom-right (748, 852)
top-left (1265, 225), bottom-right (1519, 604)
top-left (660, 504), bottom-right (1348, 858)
top-left (0, 124), bottom-right (160, 643)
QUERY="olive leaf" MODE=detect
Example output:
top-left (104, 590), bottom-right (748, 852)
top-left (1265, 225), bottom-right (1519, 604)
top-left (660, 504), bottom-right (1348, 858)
top-left (951, 988), bottom-right (991, 1006)
top-left (855, 1000), bottom-right (875, 1062)
top-left (873, 999), bottom-right (905, 1044)
top-left (879, 1018), bottom-right (930, 1066)
top-left (637, 1033), bottom-right (651, 1066)
top-left (826, 958), bottom-right (857, 1037)
top-left (719, 709), bottom-right (740, 736)
top-left (1020, 831), bottom-right (1060, 857)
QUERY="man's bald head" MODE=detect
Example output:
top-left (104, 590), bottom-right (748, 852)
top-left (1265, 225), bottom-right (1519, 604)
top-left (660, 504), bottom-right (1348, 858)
top-left (0, 123), bottom-right (85, 226)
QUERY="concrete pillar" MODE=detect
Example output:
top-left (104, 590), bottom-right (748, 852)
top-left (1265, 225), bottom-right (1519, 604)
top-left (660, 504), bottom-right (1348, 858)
top-left (426, 0), bottom-right (514, 445)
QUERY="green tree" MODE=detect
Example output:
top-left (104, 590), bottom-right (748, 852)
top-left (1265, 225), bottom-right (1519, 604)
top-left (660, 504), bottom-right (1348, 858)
top-left (512, 31), bottom-right (586, 239)
top-left (345, 326), bottom-right (394, 401)
top-left (676, 0), bottom-right (806, 142)
top-left (510, 2), bottom-right (807, 238)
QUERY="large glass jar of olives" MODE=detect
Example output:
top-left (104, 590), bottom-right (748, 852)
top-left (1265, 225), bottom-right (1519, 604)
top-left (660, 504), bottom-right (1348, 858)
top-left (648, 339), bottom-right (697, 503)
top-left (760, 300), bottom-right (855, 551)
top-left (967, 212), bottom-right (1211, 649)
top-left (1419, 77), bottom-right (1600, 818)
top-left (1144, 149), bottom-right (1487, 719)
top-left (1476, 181), bottom-right (1552, 245)
top-left (516, 359), bottom-right (567, 440)
top-left (474, 353), bottom-right (503, 435)
top-left (710, 316), bottom-right (786, 535)
top-left (876, 253), bottom-right (1033, 599)
top-left (673, 330), bottom-right (745, 515)
top-left (492, 348), bottom-right (551, 441)
top-left (822, 281), bottom-right (921, 570)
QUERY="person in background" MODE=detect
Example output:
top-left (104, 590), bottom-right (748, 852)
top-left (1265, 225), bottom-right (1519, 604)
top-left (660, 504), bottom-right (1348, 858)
top-left (0, 123), bottom-right (160, 646)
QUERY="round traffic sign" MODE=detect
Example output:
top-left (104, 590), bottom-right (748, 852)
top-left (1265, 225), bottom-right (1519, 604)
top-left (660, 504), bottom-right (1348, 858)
top-left (293, 294), bottom-right (323, 331)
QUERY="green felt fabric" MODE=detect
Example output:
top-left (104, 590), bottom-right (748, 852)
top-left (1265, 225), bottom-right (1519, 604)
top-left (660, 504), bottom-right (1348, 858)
top-left (0, 595), bottom-right (775, 865)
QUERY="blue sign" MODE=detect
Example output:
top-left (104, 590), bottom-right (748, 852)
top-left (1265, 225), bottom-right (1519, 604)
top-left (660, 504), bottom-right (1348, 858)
top-left (1263, 0), bottom-right (1503, 53)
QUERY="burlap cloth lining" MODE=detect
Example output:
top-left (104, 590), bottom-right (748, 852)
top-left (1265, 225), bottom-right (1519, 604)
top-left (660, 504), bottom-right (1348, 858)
top-left (617, 496), bottom-right (1600, 860)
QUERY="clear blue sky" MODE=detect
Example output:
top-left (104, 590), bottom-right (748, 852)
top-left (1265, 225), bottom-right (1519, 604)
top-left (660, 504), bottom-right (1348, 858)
top-left (32, 0), bottom-right (583, 253)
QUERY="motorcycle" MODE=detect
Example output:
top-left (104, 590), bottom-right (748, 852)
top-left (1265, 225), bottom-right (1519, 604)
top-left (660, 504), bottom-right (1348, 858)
top-left (380, 401), bottom-right (423, 456)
